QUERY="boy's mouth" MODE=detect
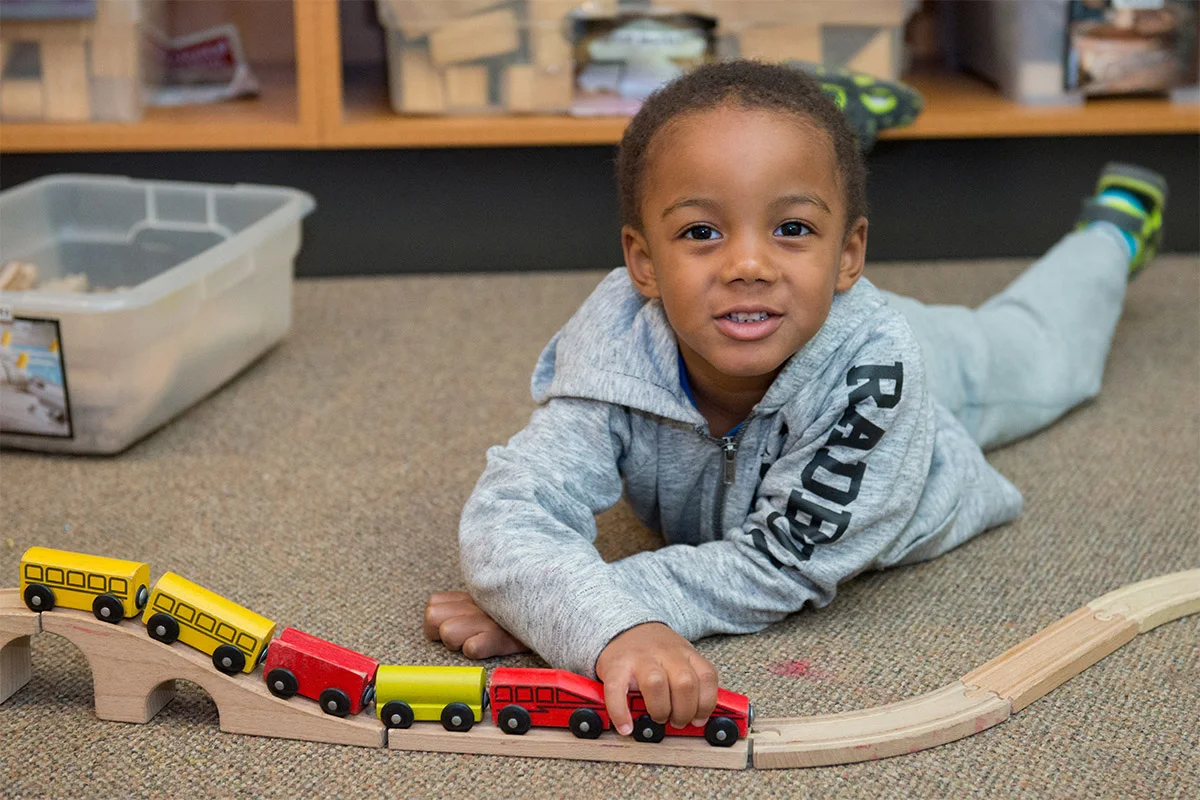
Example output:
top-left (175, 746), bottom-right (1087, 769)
top-left (715, 308), bottom-right (782, 341)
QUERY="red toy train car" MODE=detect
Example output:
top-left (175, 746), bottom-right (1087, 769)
top-left (262, 627), bottom-right (379, 717)
top-left (489, 667), bottom-right (753, 746)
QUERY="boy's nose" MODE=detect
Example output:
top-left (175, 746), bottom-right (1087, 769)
top-left (722, 237), bottom-right (778, 284)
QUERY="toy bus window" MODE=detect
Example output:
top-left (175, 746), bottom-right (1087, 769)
top-left (111, 578), bottom-right (128, 596)
top-left (47, 567), bottom-right (64, 584)
top-left (215, 622), bottom-right (237, 643)
top-left (88, 574), bottom-right (106, 591)
top-left (558, 689), bottom-right (587, 704)
top-left (23, 564), bottom-right (44, 581)
top-left (515, 687), bottom-right (534, 703)
top-left (536, 688), bottom-right (554, 704)
top-left (154, 594), bottom-right (176, 613)
top-left (196, 613), bottom-right (216, 632)
top-left (494, 687), bottom-right (512, 703)
top-left (175, 603), bottom-right (194, 622)
top-left (67, 571), bottom-right (86, 588)
top-left (236, 633), bottom-right (257, 652)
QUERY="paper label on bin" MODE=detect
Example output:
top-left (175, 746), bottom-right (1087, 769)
top-left (0, 316), bottom-right (74, 438)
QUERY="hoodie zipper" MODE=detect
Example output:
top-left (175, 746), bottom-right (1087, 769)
top-left (709, 421), bottom-right (751, 535)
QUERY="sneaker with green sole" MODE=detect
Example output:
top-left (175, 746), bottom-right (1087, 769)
top-left (1075, 162), bottom-right (1168, 277)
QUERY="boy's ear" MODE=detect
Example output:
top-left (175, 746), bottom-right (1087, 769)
top-left (835, 216), bottom-right (869, 293)
top-left (622, 225), bottom-right (661, 299)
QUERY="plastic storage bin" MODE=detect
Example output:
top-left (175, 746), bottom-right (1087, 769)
top-left (0, 175), bottom-right (316, 455)
top-left (0, 0), bottom-right (164, 123)
top-left (376, 0), bottom-right (616, 114)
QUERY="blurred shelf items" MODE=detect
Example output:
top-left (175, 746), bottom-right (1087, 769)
top-left (0, 0), bottom-right (1196, 153)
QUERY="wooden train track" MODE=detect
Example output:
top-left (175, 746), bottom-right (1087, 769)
top-left (2, 569), bottom-right (1197, 770)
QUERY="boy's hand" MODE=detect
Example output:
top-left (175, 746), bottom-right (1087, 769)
top-left (423, 591), bottom-right (529, 659)
top-left (594, 622), bottom-right (719, 736)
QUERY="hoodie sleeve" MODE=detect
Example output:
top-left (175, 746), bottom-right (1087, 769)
top-left (608, 334), bottom-right (939, 642)
top-left (459, 397), bottom-right (668, 678)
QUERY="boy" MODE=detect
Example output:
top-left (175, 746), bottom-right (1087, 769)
top-left (424, 61), bottom-right (1168, 737)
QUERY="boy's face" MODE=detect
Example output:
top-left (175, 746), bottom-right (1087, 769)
top-left (623, 104), bottom-right (867, 397)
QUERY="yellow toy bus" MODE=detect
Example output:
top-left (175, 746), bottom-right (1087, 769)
top-left (143, 572), bottom-right (276, 675)
top-left (375, 665), bottom-right (487, 731)
top-left (19, 546), bottom-right (150, 623)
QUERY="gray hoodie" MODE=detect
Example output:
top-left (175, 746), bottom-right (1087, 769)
top-left (460, 269), bottom-right (1023, 678)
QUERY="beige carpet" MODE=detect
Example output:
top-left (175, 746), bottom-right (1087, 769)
top-left (1, 256), bottom-right (1196, 799)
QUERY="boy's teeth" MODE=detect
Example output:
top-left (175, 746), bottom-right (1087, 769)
top-left (727, 311), bottom-right (770, 323)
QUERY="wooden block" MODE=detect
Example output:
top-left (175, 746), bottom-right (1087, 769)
top-left (388, 716), bottom-right (749, 769)
top-left (0, 20), bottom-right (92, 43)
top-left (90, 76), bottom-right (141, 121)
top-left (961, 606), bottom-right (1137, 713)
top-left (846, 27), bottom-right (895, 79)
top-left (38, 273), bottom-right (90, 293)
top-left (1087, 569), bottom-right (1200, 633)
top-left (751, 682), bottom-right (1012, 769)
top-left (399, 46), bottom-right (445, 113)
top-left (710, 1), bottom-right (907, 30)
top-left (0, 589), bottom-right (39, 705)
top-left (533, 68), bottom-right (573, 111)
top-left (530, 23), bottom-right (572, 69)
top-left (0, 79), bottom-right (46, 120)
top-left (428, 8), bottom-right (520, 66)
top-left (379, 0), bottom-right (500, 39)
top-left (527, 0), bottom-right (588, 24)
top-left (0, 262), bottom-right (40, 290)
top-left (738, 25), bottom-right (822, 63)
top-left (37, 605), bottom-right (385, 748)
top-left (91, 0), bottom-right (140, 80)
top-left (41, 41), bottom-right (91, 121)
top-left (503, 64), bottom-right (537, 112)
top-left (444, 64), bottom-right (489, 109)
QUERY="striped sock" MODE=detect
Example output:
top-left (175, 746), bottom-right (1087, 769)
top-left (1090, 188), bottom-right (1147, 259)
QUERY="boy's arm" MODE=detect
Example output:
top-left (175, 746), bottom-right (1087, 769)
top-left (610, 350), bottom-right (939, 640)
top-left (458, 396), bottom-right (667, 678)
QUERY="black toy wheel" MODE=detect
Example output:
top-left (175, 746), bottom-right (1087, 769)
top-left (361, 683), bottom-right (375, 709)
top-left (266, 668), bottom-right (299, 699)
top-left (381, 700), bottom-right (414, 729)
top-left (569, 708), bottom-right (604, 739)
top-left (92, 594), bottom-right (124, 623)
top-left (23, 584), bottom-right (55, 613)
top-left (319, 687), bottom-right (352, 717)
top-left (497, 704), bottom-right (531, 735)
top-left (146, 613), bottom-right (179, 644)
top-left (704, 716), bottom-right (740, 747)
top-left (632, 714), bottom-right (665, 744)
top-left (213, 644), bottom-right (246, 675)
top-left (135, 585), bottom-right (149, 610)
top-left (441, 702), bottom-right (475, 732)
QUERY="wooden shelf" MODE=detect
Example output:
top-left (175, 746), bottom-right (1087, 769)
top-left (0, 67), bottom-right (312, 153)
top-left (889, 72), bottom-right (1200, 139)
top-left (2, 0), bottom-right (1196, 154)
top-left (327, 70), bottom-right (1199, 149)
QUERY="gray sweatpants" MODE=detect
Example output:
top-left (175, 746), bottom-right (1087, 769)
top-left (883, 226), bottom-right (1130, 451)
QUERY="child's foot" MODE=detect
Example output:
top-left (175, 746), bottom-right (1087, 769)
top-left (1075, 162), bottom-right (1168, 277)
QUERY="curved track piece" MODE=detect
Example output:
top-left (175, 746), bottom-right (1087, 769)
top-left (751, 568), bottom-right (1199, 769)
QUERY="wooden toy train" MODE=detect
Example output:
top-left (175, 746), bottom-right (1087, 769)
top-left (17, 547), bottom-right (752, 746)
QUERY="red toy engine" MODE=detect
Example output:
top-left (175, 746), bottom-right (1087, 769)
top-left (262, 627), bottom-right (379, 717)
top-left (488, 667), bottom-right (752, 746)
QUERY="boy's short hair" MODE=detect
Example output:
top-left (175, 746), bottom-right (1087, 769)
top-left (617, 60), bottom-right (868, 237)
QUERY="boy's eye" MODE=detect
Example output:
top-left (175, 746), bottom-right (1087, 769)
top-left (775, 221), bottom-right (812, 237)
top-left (683, 225), bottom-right (721, 241)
